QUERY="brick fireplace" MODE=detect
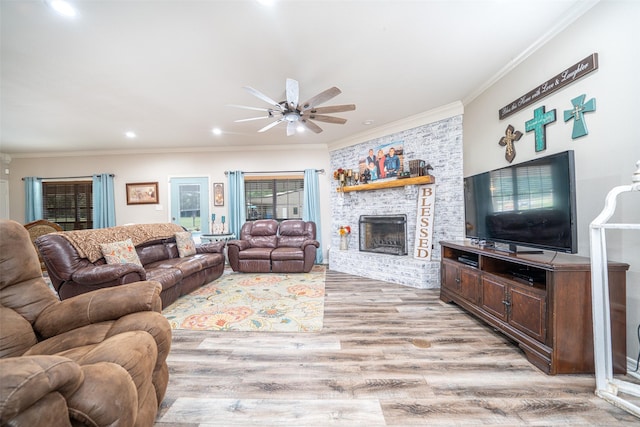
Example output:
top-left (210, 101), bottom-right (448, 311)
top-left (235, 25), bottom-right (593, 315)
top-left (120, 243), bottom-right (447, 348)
top-left (328, 114), bottom-right (464, 289)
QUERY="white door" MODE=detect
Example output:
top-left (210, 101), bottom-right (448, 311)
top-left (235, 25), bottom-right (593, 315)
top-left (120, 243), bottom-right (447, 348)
top-left (169, 177), bottom-right (209, 235)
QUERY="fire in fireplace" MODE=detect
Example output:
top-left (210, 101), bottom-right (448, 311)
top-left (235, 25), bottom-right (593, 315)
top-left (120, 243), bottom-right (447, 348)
top-left (359, 215), bottom-right (407, 256)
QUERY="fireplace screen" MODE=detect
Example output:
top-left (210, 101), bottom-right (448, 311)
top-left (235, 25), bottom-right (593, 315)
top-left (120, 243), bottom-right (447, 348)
top-left (359, 215), bottom-right (407, 256)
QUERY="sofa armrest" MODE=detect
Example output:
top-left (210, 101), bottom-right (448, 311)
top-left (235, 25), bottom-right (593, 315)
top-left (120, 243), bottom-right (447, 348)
top-left (302, 239), bottom-right (320, 249)
top-left (34, 281), bottom-right (163, 339)
top-left (196, 241), bottom-right (225, 253)
top-left (226, 239), bottom-right (250, 250)
top-left (71, 264), bottom-right (146, 285)
top-left (0, 355), bottom-right (83, 423)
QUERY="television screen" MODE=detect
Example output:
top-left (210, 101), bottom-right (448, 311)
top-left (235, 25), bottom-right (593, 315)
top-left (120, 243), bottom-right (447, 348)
top-left (464, 150), bottom-right (577, 253)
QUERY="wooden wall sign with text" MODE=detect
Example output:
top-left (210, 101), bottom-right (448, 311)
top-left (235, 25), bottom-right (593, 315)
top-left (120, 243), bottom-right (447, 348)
top-left (499, 53), bottom-right (598, 120)
top-left (414, 184), bottom-right (435, 261)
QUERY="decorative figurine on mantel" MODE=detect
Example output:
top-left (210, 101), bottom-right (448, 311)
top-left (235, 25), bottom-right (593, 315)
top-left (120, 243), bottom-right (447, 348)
top-left (361, 168), bottom-right (371, 184)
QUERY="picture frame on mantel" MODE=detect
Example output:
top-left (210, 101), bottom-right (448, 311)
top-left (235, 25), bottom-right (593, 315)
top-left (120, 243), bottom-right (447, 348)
top-left (126, 182), bottom-right (159, 205)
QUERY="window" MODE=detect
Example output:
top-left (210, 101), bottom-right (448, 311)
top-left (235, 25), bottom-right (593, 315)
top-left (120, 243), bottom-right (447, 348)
top-left (42, 181), bottom-right (93, 230)
top-left (244, 177), bottom-right (304, 221)
top-left (490, 164), bottom-right (553, 213)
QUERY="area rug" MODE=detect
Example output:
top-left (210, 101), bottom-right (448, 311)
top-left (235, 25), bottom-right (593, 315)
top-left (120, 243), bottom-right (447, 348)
top-left (162, 265), bottom-right (326, 332)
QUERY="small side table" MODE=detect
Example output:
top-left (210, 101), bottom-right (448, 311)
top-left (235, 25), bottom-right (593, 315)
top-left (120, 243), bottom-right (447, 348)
top-left (200, 233), bottom-right (236, 243)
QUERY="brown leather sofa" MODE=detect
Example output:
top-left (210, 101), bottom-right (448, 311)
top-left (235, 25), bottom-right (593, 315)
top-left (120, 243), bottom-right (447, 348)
top-left (35, 223), bottom-right (225, 308)
top-left (227, 219), bottom-right (319, 273)
top-left (0, 219), bottom-right (172, 427)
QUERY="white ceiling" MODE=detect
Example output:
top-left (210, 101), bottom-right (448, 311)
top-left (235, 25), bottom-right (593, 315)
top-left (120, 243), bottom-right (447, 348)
top-left (0, 0), bottom-right (595, 156)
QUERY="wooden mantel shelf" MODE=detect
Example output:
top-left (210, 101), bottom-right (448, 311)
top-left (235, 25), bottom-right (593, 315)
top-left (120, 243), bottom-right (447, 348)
top-left (337, 175), bottom-right (435, 193)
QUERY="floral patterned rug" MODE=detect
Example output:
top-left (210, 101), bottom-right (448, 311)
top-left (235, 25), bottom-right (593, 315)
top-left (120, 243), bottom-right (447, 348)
top-left (162, 265), bottom-right (326, 332)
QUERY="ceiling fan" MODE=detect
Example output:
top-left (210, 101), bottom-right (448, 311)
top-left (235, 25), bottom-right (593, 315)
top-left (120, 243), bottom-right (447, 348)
top-left (230, 78), bottom-right (355, 136)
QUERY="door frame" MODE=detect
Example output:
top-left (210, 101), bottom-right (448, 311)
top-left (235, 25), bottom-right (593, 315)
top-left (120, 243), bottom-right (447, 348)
top-left (168, 176), bottom-right (211, 235)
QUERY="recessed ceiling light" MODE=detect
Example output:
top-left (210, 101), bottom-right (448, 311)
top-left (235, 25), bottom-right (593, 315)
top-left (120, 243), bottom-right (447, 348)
top-left (125, 131), bottom-right (137, 139)
top-left (296, 125), bottom-right (305, 133)
top-left (363, 119), bottom-right (375, 125)
top-left (256, 0), bottom-right (275, 6)
top-left (46, 0), bottom-right (78, 18)
top-left (212, 128), bottom-right (222, 135)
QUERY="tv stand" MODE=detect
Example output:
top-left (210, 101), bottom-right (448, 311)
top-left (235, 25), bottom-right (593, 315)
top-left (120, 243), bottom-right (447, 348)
top-left (440, 241), bottom-right (628, 375)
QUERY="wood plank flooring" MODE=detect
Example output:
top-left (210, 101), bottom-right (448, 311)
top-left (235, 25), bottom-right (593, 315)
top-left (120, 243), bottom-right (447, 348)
top-left (155, 269), bottom-right (640, 426)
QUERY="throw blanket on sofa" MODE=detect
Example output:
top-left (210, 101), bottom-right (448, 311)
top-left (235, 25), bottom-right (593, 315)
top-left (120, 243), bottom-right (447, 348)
top-left (56, 223), bottom-right (185, 262)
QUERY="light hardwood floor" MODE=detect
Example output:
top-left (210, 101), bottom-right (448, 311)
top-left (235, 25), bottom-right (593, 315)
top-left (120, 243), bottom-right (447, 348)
top-left (155, 269), bottom-right (639, 426)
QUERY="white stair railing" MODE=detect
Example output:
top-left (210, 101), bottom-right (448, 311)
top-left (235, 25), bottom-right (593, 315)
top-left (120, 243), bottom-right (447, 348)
top-left (589, 160), bottom-right (640, 418)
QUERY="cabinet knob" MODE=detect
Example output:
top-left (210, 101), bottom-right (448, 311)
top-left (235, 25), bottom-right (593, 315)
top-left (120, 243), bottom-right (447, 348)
top-left (502, 300), bottom-right (511, 306)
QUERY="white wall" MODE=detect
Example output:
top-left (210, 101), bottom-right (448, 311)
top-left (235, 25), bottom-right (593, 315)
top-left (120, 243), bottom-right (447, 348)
top-left (7, 146), bottom-right (333, 260)
top-left (464, 0), bottom-right (640, 363)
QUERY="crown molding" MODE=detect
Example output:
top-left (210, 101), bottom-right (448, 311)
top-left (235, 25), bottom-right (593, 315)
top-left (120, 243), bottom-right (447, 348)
top-left (7, 143), bottom-right (329, 159)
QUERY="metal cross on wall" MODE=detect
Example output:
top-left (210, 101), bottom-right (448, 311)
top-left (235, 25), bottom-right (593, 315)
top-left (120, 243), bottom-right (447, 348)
top-left (525, 105), bottom-right (557, 152)
top-left (564, 94), bottom-right (596, 139)
top-left (498, 124), bottom-right (523, 163)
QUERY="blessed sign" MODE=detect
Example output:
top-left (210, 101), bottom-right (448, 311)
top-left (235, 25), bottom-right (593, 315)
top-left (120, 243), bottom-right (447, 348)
top-left (499, 53), bottom-right (598, 120)
top-left (414, 184), bottom-right (436, 260)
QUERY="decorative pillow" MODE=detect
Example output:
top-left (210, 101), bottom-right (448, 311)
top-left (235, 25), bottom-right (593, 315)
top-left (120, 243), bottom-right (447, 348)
top-left (100, 239), bottom-right (143, 266)
top-left (175, 231), bottom-right (196, 258)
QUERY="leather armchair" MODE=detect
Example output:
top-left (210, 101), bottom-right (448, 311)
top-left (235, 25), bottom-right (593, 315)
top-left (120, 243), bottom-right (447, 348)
top-left (0, 219), bottom-right (171, 427)
top-left (227, 219), bottom-right (319, 273)
top-left (227, 219), bottom-right (278, 273)
top-left (272, 220), bottom-right (319, 273)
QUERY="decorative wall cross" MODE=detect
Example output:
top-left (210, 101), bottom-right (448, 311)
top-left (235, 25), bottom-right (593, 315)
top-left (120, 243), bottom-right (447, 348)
top-left (563, 94), bottom-right (596, 139)
top-left (525, 106), bottom-right (556, 152)
top-left (498, 124), bottom-right (523, 163)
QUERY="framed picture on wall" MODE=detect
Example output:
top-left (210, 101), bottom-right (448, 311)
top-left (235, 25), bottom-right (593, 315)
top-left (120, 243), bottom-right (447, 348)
top-left (126, 182), bottom-right (159, 205)
top-left (214, 182), bottom-right (224, 206)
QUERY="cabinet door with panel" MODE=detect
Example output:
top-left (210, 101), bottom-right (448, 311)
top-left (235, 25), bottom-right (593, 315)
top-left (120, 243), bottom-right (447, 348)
top-left (509, 284), bottom-right (547, 342)
top-left (441, 260), bottom-right (461, 294)
top-left (481, 275), bottom-right (508, 322)
top-left (459, 267), bottom-right (480, 304)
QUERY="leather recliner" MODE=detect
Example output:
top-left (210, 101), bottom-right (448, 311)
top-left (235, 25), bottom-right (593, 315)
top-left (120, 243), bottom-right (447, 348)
top-left (227, 219), bottom-right (319, 273)
top-left (0, 219), bottom-right (172, 427)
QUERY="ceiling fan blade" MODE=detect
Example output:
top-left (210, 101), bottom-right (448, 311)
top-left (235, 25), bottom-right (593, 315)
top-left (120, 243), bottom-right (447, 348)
top-left (234, 116), bottom-right (271, 123)
top-left (307, 114), bottom-right (347, 124)
top-left (300, 87), bottom-right (342, 110)
top-left (243, 86), bottom-right (284, 111)
top-left (286, 78), bottom-right (299, 110)
top-left (307, 104), bottom-right (356, 114)
top-left (300, 118), bottom-right (323, 134)
top-left (286, 121), bottom-right (297, 136)
top-left (227, 104), bottom-right (273, 112)
top-left (258, 119), bottom-right (284, 133)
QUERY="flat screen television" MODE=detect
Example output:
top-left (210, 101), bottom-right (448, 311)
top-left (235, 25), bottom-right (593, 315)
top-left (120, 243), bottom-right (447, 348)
top-left (464, 150), bottom-right (577, 253)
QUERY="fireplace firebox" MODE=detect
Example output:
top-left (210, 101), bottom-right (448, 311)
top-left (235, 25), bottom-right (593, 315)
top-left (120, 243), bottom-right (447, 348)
top-left (359, 215), bottom-right (407, 256)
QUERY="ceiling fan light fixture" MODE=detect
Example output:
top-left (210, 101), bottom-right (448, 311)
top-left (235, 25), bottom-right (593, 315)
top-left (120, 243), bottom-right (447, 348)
top-left (233, 78), bottom-right (354, 136)
top-left (284, 112), bottom-right (300, 122)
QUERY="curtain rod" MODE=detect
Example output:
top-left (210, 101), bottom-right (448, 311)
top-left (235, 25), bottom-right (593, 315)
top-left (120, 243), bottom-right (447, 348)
top-left (224, 169), bottom-right (324, 175)
top-left (21, 174), bottom-right (115, 181)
